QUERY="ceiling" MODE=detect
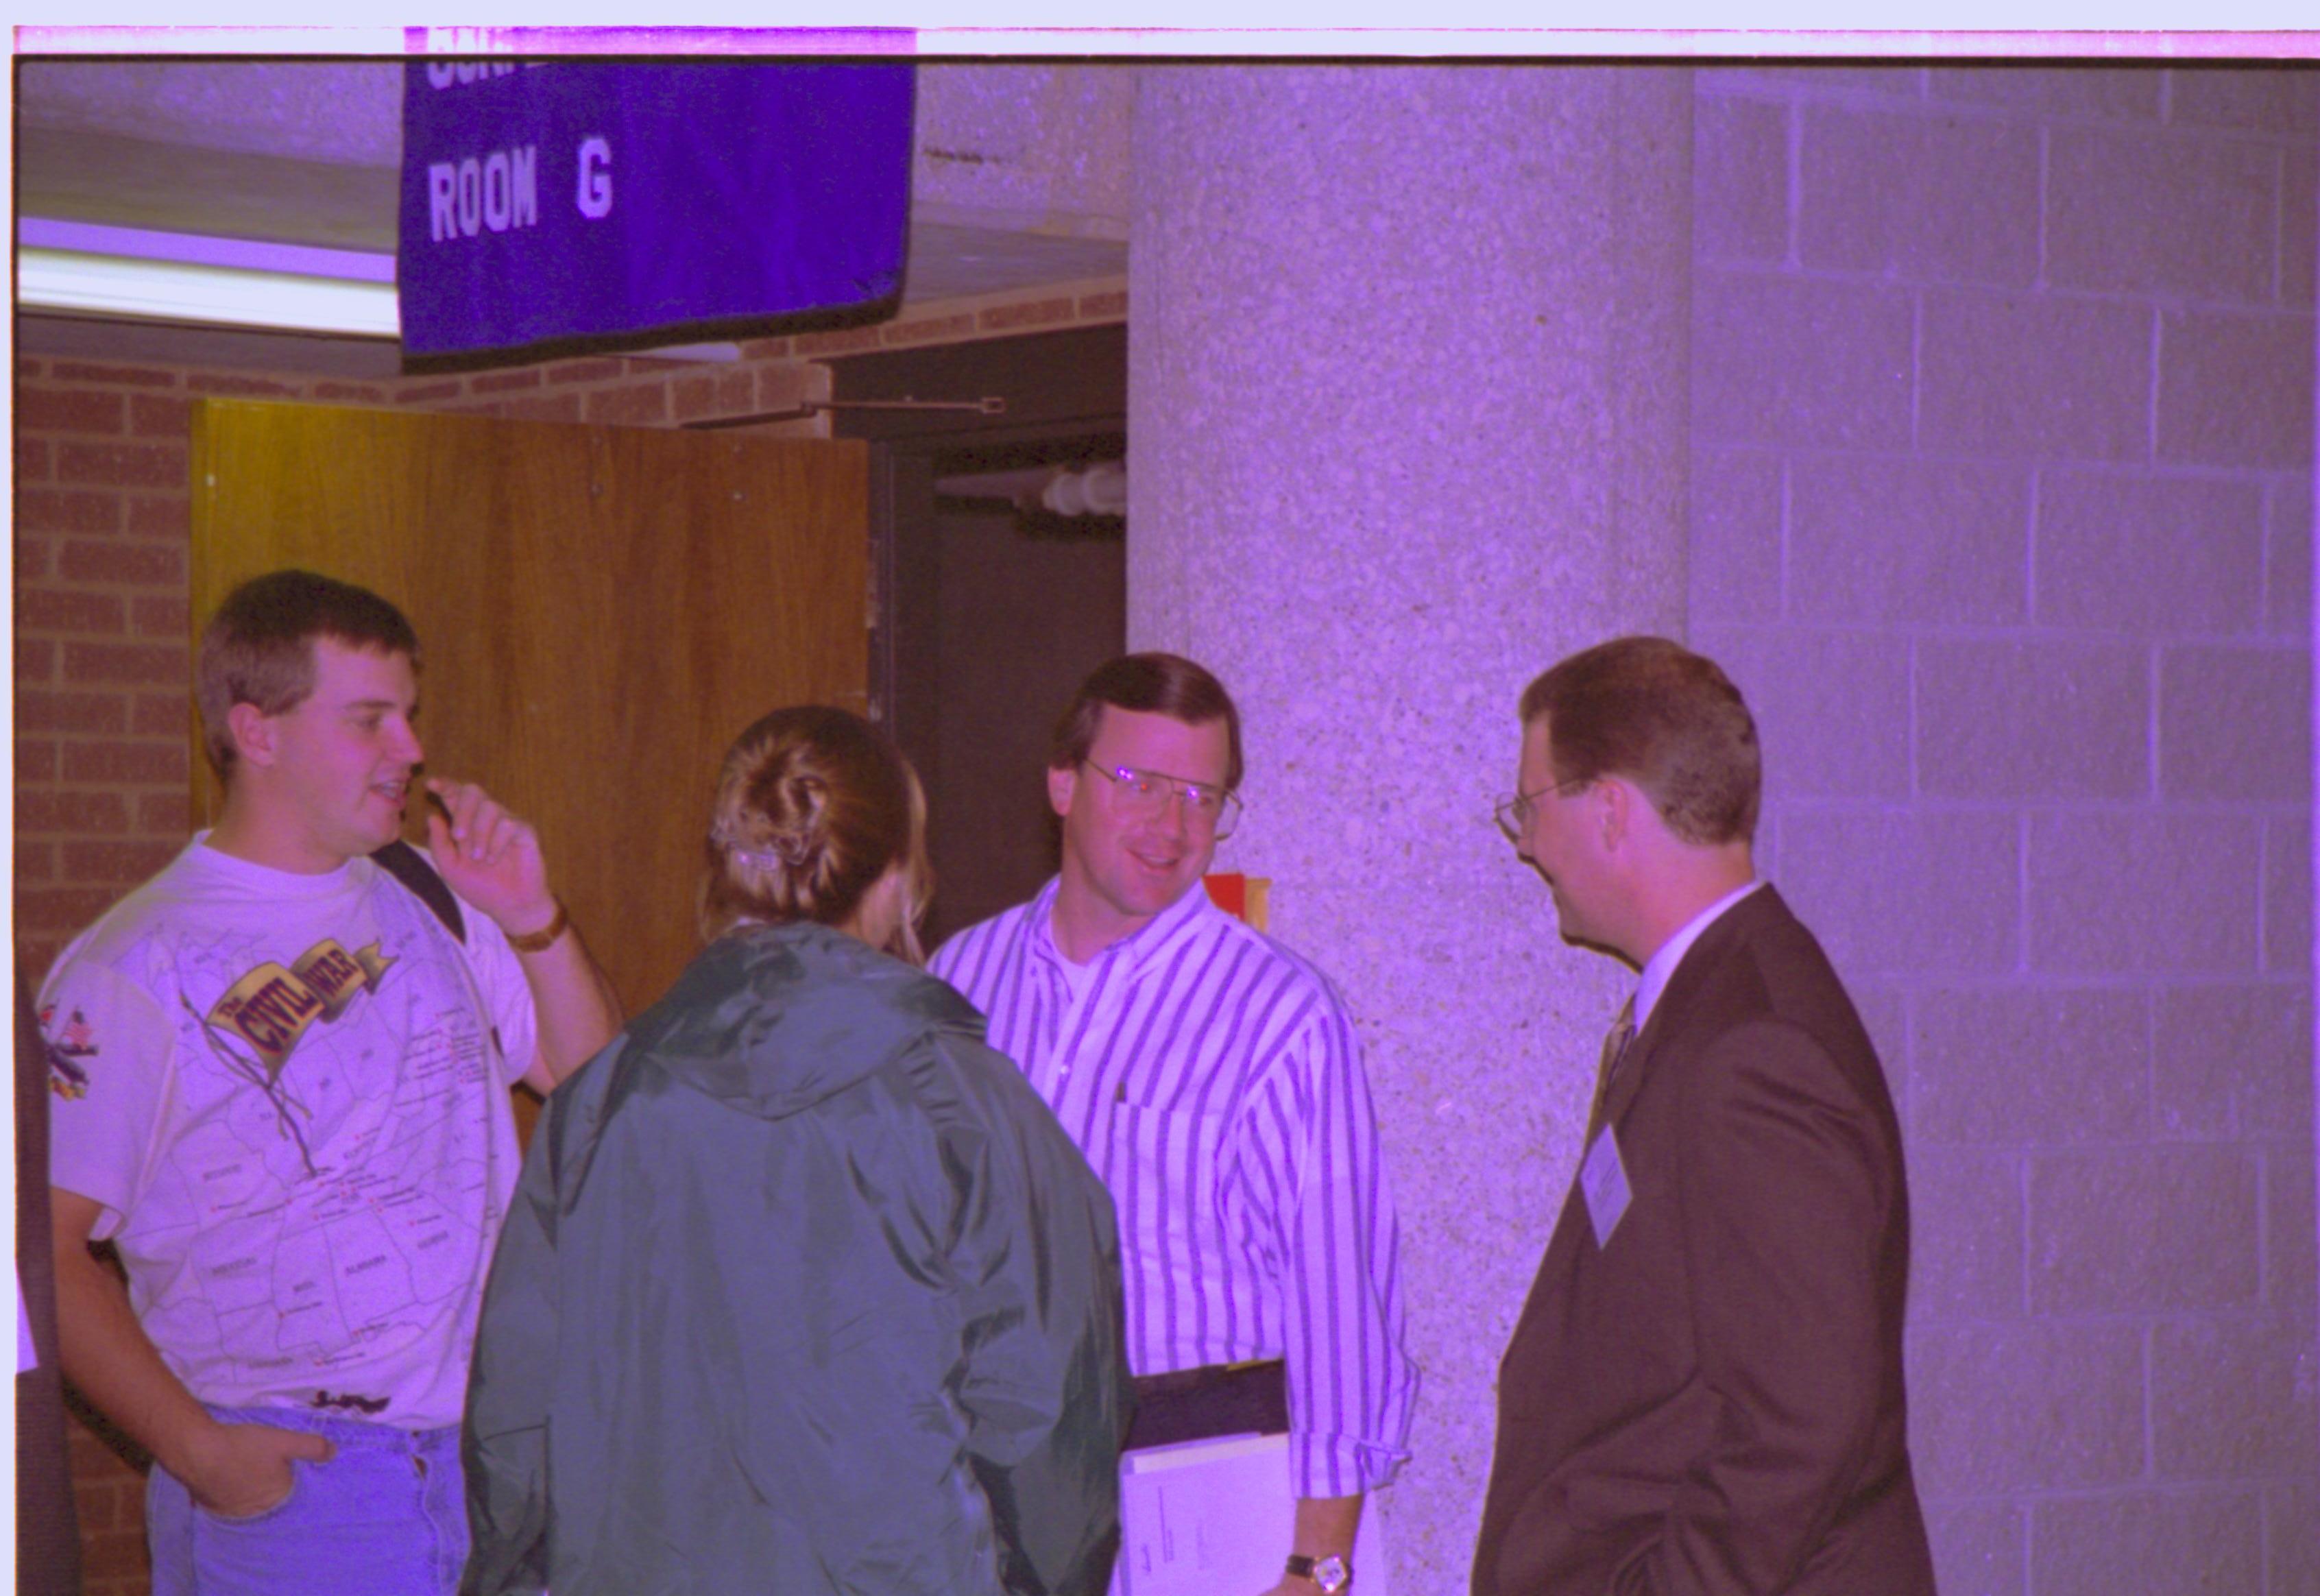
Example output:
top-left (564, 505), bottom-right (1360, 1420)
top-left (14, 60), bottom-right (1131, 374)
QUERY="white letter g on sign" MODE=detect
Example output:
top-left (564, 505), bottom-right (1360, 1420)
top-left (576, 136), bottom-right (614, 220)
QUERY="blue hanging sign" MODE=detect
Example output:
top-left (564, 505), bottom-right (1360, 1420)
top-left (398, 61), bottom-right (914, 363)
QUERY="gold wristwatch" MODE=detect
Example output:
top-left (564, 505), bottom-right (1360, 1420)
top-left (1285, 1553), bottom-right (1351, 1594)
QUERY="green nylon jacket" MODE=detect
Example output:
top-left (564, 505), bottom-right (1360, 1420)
top-left (460, 920), bottom-right (1128, 1596)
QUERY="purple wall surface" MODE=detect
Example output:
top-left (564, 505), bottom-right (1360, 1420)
top-left (1689, 64), bottom-right (2317, 1596)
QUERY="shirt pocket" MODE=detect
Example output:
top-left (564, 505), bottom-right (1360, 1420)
top-left (1104, 1101), bottom-right (1229, 1259)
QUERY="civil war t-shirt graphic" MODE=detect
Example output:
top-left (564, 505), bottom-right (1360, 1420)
top-left (208, 936), bottom-right (397, 1080)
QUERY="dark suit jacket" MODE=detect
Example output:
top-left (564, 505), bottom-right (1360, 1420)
top-left (1472, 886), bottom-right (1931, 1596)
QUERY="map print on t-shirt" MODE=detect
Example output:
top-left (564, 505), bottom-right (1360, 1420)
top-left (191, 934), bottom-right (398, 1174)
top-left (117, 886), bottom-right (507, 1412)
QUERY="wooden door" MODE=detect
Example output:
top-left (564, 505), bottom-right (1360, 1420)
top-left (190, 399), bottom-right (869, 1022)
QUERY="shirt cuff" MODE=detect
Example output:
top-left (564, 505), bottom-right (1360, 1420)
top-left (1287, 1430), bottom-right (1411, 1498)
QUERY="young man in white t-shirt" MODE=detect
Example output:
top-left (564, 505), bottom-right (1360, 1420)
top-left (41, 570), bottom-right (623, 1596)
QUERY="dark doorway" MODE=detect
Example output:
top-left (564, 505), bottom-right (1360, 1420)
top-left (827, 324), bottom-right (1128, 945)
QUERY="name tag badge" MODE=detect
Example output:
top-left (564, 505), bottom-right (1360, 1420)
top-left (1581, 1126), bottom-right (1632, 1248)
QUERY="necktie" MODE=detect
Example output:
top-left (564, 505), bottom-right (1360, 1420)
top-left (1584, 995), bottom-right (1636, 1145)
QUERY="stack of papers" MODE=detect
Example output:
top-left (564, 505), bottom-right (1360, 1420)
top-left (1116, 1431), bottom-right (1391, 1596)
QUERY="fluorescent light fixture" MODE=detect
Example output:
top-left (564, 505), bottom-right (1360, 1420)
top-left (16, 214), bottom-right (394, 336)
top-left (17, 221), bottom-right (400, 338)
top-left (13, 220), bottom-right (749, 356)
top-left (19, 248), bottom-right (402, 337)
top-left (18, 219), bottom-right (397, 282)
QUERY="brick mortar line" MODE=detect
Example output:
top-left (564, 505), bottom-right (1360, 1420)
top-left (17, 733), bottom-right (188, 743)
top-left (2262, 479), bottom-right (2288, 631)
top-left (1913, 1136), bottom-right (2310, 1156)
top-left (1912, 1478), bottom-right (2314, 1506)
top-left (1871, 972), bottom-right (2310, 991)
top-left (1692, 446), bottom-right (2319, 474)
top-left (1909, 1294), bottom-right (2310, 1328)
top-left (1700, 259), bottom-right (2318, 318)
top-left (1774, 797), bottom-right (2307, 815)
top-left (1658, 619), bottom-right (2310, 647)
top-left (1713, 66), bottom-right (2312, 138)
top-left (1695, 441), bottom-right (2310, 481)
top-left (16, 787), bottom-right (190, 800)
top-left (17, 585), bottom-right (190, 597)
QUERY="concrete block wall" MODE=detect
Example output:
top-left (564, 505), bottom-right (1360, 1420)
top-left (1689, 64), bottom-right (2317, 1595)
top-left (11, 275), bottom-right (1125, 1596)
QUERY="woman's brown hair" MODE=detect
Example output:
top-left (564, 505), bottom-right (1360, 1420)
top-left (697, 705), bottom-right (932, 963)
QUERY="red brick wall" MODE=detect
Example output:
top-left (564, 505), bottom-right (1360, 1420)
top-left (66, 1404), bottom-right (149, 1593)
top-left (12, 276), bottom-right (1125, 1596)
top-left (14, 280), bottom-right (1128, 977)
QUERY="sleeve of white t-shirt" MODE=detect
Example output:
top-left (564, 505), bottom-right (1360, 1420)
top-left (446, 889), bottom-right (541, 1089)
top-left (40, 958), bottom-right (180, 1242)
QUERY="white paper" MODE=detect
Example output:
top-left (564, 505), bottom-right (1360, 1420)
top-left (1116, 1431), bottom-right (1391, 1596)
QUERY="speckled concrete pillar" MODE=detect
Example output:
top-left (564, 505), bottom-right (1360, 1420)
top-left (1128, 67), bottom-right (1691, 1593)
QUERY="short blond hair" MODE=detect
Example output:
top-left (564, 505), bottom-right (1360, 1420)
top-left (698, 705), bottom-right (932, 963)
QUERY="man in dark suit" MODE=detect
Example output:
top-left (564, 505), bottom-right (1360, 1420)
top-left (1473, 637), bottom-right (1933, 1596)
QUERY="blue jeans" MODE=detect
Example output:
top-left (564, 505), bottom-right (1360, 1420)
top-left (147, 1405), bottom-right (468, 1596)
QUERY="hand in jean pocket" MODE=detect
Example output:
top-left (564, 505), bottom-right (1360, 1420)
top-left (182, 1418), bottom-right (335, 1519)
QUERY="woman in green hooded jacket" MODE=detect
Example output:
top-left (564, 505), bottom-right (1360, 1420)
top-left (461, 705), bottom-right (1128, 1596)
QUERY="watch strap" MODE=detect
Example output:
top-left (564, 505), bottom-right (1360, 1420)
top-left (1285, 1553), bottom-right (1351, 1593)
top-left (505, 898), bottom-right (569, 954)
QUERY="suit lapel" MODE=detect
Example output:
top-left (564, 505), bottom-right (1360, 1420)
top-left (1598, 885), bottom-right (1789, 1130)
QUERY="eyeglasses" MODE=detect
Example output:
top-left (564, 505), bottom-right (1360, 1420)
top-left (1083, 761), bottom-right (1243, 840)
top-left (1492, 775), bottom-right (1592, 843)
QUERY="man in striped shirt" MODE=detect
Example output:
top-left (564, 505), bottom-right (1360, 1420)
top-left (931, 653), bottom-right (1416, 1596)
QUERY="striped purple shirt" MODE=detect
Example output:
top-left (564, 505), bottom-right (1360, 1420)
top-left (931, 876), bottom-right (1417, 1497)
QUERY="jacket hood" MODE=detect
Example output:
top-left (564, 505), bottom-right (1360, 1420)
top-left (619, 921), bottom-right (985, 1120)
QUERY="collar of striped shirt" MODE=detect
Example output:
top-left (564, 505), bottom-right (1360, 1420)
top-left (1027, 872), bottom-right (1229, 984)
